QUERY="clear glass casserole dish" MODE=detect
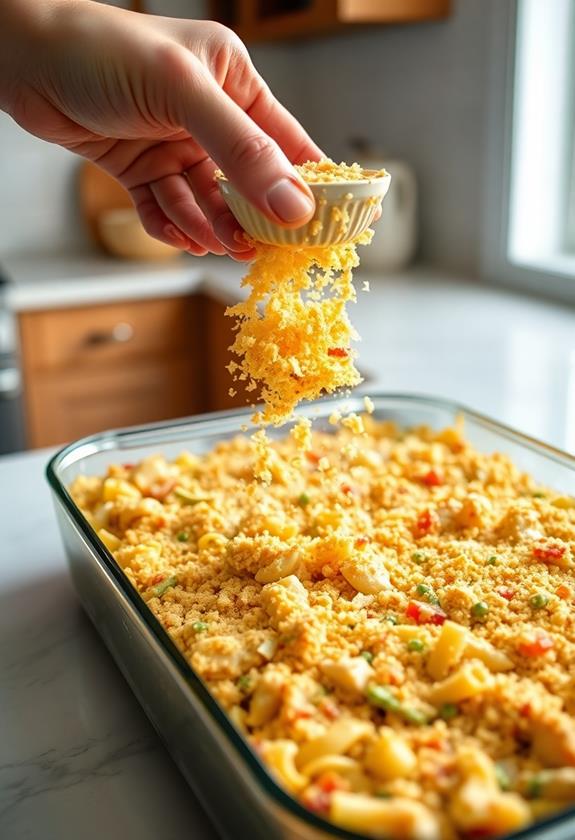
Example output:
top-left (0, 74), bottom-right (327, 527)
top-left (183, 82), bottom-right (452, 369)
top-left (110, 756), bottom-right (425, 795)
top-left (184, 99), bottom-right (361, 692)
top-left (46, 393), bottom-right (575, 840)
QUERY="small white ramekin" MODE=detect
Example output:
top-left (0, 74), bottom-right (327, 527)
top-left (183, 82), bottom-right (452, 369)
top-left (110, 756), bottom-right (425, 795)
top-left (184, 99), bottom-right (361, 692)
top-left (217, 171), bottom-right (391, 247)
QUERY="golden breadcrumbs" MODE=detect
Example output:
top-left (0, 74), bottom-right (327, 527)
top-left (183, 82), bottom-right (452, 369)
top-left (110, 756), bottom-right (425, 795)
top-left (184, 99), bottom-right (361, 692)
top-left (72, 419), bottom-right (575, 840)
top-left (294, 159), bottom-right (387, 183)
top-left (223, 159), bottom-right (383, 426)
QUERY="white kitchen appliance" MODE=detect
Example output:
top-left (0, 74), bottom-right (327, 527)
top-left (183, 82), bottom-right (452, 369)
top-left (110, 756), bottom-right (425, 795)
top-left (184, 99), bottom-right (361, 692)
top-left (350, 142), bottom-right (418, 272)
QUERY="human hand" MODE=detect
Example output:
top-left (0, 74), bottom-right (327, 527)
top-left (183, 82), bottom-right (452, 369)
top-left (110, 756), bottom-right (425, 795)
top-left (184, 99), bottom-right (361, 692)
top-left (0, 0), bottom-right (322, 258)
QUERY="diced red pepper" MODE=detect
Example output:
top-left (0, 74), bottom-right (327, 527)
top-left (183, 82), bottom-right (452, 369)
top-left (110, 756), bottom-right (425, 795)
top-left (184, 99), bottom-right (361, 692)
top-left (498, 587), bottom-right (515, 601)
top-left (154, 517), bottom-right (166, 529)
top-left (122, 462), bottom-right (135, 470)
top-left (327, 347), bottom-right (349, 358)
top-left (555, 584), bottom-right (572, 600)
top-left (519, 702), bottom-right (533, 718)
top-left (422, 469), bottom-right (443, 487)
top-left (355, 536), bottom-right (368, 549)
top-left (149, 573), bottom-right (165, 586)
top-left (517, 632), bottom-right (554, 658)
top-left (317, 772), bottom-right (347, 794)
top-left (318, 697), bottom-right (340, 721)
top-left (306, 451), bottom-right (321, 465)
top-left (406, 599), bottom-right (446, 626)
top-left (533, 544), bottom-right (566, 562)
top-left (423, 735), bottom-right (447, 751)
top-left (414, 509), bottom-right (440, 536)
top-left (287, 706), bottom-right (313, 723)
top-left (340, 483), bottom-right (353, 495)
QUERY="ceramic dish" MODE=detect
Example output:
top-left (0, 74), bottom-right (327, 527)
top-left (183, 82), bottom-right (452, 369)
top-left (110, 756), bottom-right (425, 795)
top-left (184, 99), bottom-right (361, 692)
top-left (217, 172), bottom-right (391, 247)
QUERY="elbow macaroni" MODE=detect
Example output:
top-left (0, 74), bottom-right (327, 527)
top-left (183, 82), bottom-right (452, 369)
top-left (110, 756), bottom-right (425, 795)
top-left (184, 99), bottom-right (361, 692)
top-left (427, 620), bottom-right (468, 681)
top-left (429, 661), bottom-right (494, 706)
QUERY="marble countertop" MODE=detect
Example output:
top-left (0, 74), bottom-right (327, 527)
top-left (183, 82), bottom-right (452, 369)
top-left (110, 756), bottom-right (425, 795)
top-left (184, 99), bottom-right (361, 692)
top-left (2, 260), bottom-right (575, 839)
top-left (3, 252), bottom-right (244, 310)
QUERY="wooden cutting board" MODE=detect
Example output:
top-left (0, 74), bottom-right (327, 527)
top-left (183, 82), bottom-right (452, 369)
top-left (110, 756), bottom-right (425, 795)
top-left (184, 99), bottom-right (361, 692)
top-left (78, 161), bottom-right (133, 247)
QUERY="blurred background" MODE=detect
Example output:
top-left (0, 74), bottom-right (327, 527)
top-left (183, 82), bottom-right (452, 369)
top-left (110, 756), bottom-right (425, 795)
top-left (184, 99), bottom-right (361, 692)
top-left (1, 0), bottom-right (574, 453)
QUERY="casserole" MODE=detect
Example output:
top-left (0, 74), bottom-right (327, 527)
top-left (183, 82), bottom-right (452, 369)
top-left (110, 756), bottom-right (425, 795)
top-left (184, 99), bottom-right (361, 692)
top-left (46, 393), bottom-right (575, 840)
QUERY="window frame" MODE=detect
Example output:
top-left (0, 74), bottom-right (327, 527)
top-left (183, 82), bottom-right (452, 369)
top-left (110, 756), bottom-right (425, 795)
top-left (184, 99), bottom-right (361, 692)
top-left (481, 0), bottom-right (575, 305)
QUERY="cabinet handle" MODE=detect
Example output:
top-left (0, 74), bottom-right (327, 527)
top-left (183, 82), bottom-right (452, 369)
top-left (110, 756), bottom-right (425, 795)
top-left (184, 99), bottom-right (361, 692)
top-left (84, 322), bottom-right (135, 346)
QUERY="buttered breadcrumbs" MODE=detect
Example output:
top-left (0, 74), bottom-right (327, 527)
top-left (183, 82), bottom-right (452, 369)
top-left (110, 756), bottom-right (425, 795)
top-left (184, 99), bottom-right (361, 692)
top-left (226, 235), bottom-right (370, 426)
top-left (294, 159), bottom-right (387, 183)
top-left (72, 419), bottom-right (575, 840)
top-left (223, 160), bottom-right (383, 426)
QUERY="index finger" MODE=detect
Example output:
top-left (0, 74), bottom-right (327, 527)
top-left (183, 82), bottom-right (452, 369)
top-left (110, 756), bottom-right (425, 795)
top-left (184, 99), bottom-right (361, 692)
top-left (246, 84), bottom-right (324, 166)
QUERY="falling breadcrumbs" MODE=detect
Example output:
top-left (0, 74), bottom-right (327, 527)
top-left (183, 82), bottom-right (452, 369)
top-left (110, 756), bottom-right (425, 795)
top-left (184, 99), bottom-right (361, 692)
top-left (224, 160), bottom-right (382, 426)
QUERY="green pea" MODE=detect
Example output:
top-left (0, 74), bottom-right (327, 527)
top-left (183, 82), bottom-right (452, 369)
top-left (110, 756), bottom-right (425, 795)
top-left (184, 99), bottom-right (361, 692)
top-left (439, 703), bottom-right (458, 720)
top-left (407, 639), bottom-right (425, 653)
top-left (415, 583), bottom-right (439, 605)
top-left (471, 601), bottom-right (489, 619)
top-left (237, 675), bottom-right (251, 692)
top-left (526, 773), bottom-right (546, 799)
top-left (360, 650), bottom-right (374, 664)
top-left (176, 531), bottom-right (189, 542)
top-left (495, 763), bottom-right (511, 791)
top-left (529, 592), bottom-right (549, 610)
top-left (191, 621), bottom-right (208, 633)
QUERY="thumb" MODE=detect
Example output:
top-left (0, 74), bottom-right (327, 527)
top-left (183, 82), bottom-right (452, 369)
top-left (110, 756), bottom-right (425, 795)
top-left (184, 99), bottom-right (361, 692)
top-left (172, 54), bottom-right (316, 227)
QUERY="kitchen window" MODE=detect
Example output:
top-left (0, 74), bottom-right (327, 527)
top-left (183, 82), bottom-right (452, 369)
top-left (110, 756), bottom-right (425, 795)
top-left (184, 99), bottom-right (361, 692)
top-left (483, 0), bottom-right (575, 302)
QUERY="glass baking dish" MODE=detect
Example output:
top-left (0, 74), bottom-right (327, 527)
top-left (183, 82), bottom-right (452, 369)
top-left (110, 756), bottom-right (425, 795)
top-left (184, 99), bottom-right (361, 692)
top-left (46, 393), bottom-right (575, 840)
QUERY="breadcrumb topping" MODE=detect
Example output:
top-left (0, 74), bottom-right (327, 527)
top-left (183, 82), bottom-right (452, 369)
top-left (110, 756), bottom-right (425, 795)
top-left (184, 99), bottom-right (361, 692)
top-left (72, 419), bottom-right (575, 840)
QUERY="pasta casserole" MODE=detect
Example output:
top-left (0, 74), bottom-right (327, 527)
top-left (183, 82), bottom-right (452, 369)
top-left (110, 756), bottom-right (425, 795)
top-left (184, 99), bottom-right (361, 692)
top-left (71, 414), bottom-right (575, 840)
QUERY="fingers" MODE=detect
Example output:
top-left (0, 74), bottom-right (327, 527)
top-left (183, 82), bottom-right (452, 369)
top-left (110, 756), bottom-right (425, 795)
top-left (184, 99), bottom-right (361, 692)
top-left (184, 156), bottom-right (255, 257)
top-left (246, 84), bottom-right (323, 167)
top-left (171, 53), bottom-right (317, 228)
top-left (150, 174), bottom-right (227, 255)
top-left (130, 184), bottom-right (208, 256)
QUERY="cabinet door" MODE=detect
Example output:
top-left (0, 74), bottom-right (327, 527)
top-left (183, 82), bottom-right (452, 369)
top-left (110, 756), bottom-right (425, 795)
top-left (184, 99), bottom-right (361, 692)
top-left (214, 0), bottom-right (450, 42)
top-left (200, 295), bottom-right (250, 412)
top-left (24, 356), bottom-right (200, 448)
top-left (20, 296), bottom-right (195, 373)
top-left (19, 295), bottom-right (203, 448)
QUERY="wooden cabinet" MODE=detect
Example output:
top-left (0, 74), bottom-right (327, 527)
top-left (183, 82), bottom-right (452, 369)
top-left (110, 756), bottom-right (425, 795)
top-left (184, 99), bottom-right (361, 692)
top-left (199, 294), bottom-right (250, 412)
top-left (211, 0), bottom-right (450, 42)
top-left (19, 296), bottom-right (202, 448)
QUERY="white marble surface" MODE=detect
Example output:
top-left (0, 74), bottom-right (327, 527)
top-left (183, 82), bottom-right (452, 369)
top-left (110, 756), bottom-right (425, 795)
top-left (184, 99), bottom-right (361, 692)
top-left (0, 449), bottom-right (220, 840)
top-left (2, 268), bottom-right (575, 839)
top-left (3, 252), bottom-right (243, 310)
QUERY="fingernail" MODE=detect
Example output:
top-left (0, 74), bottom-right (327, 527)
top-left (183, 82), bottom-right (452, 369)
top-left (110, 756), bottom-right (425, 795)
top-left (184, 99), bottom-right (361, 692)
top-left (164, 224), bottom-right (188, 249)
top-left (266, 178), bottom-right (314, 223)
top-left (214, 213), bottom-right (251, 251)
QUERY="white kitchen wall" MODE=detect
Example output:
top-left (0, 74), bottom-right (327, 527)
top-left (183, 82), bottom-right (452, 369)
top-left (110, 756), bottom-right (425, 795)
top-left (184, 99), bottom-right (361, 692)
top-left (291, 0), bottom-right (497, 274)
top-left (0, 0), bottom-right (499, 273)
top-left (0, 114), bottom-right (87, 257)
top-left (0, 1), bottom-right (300, 259)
